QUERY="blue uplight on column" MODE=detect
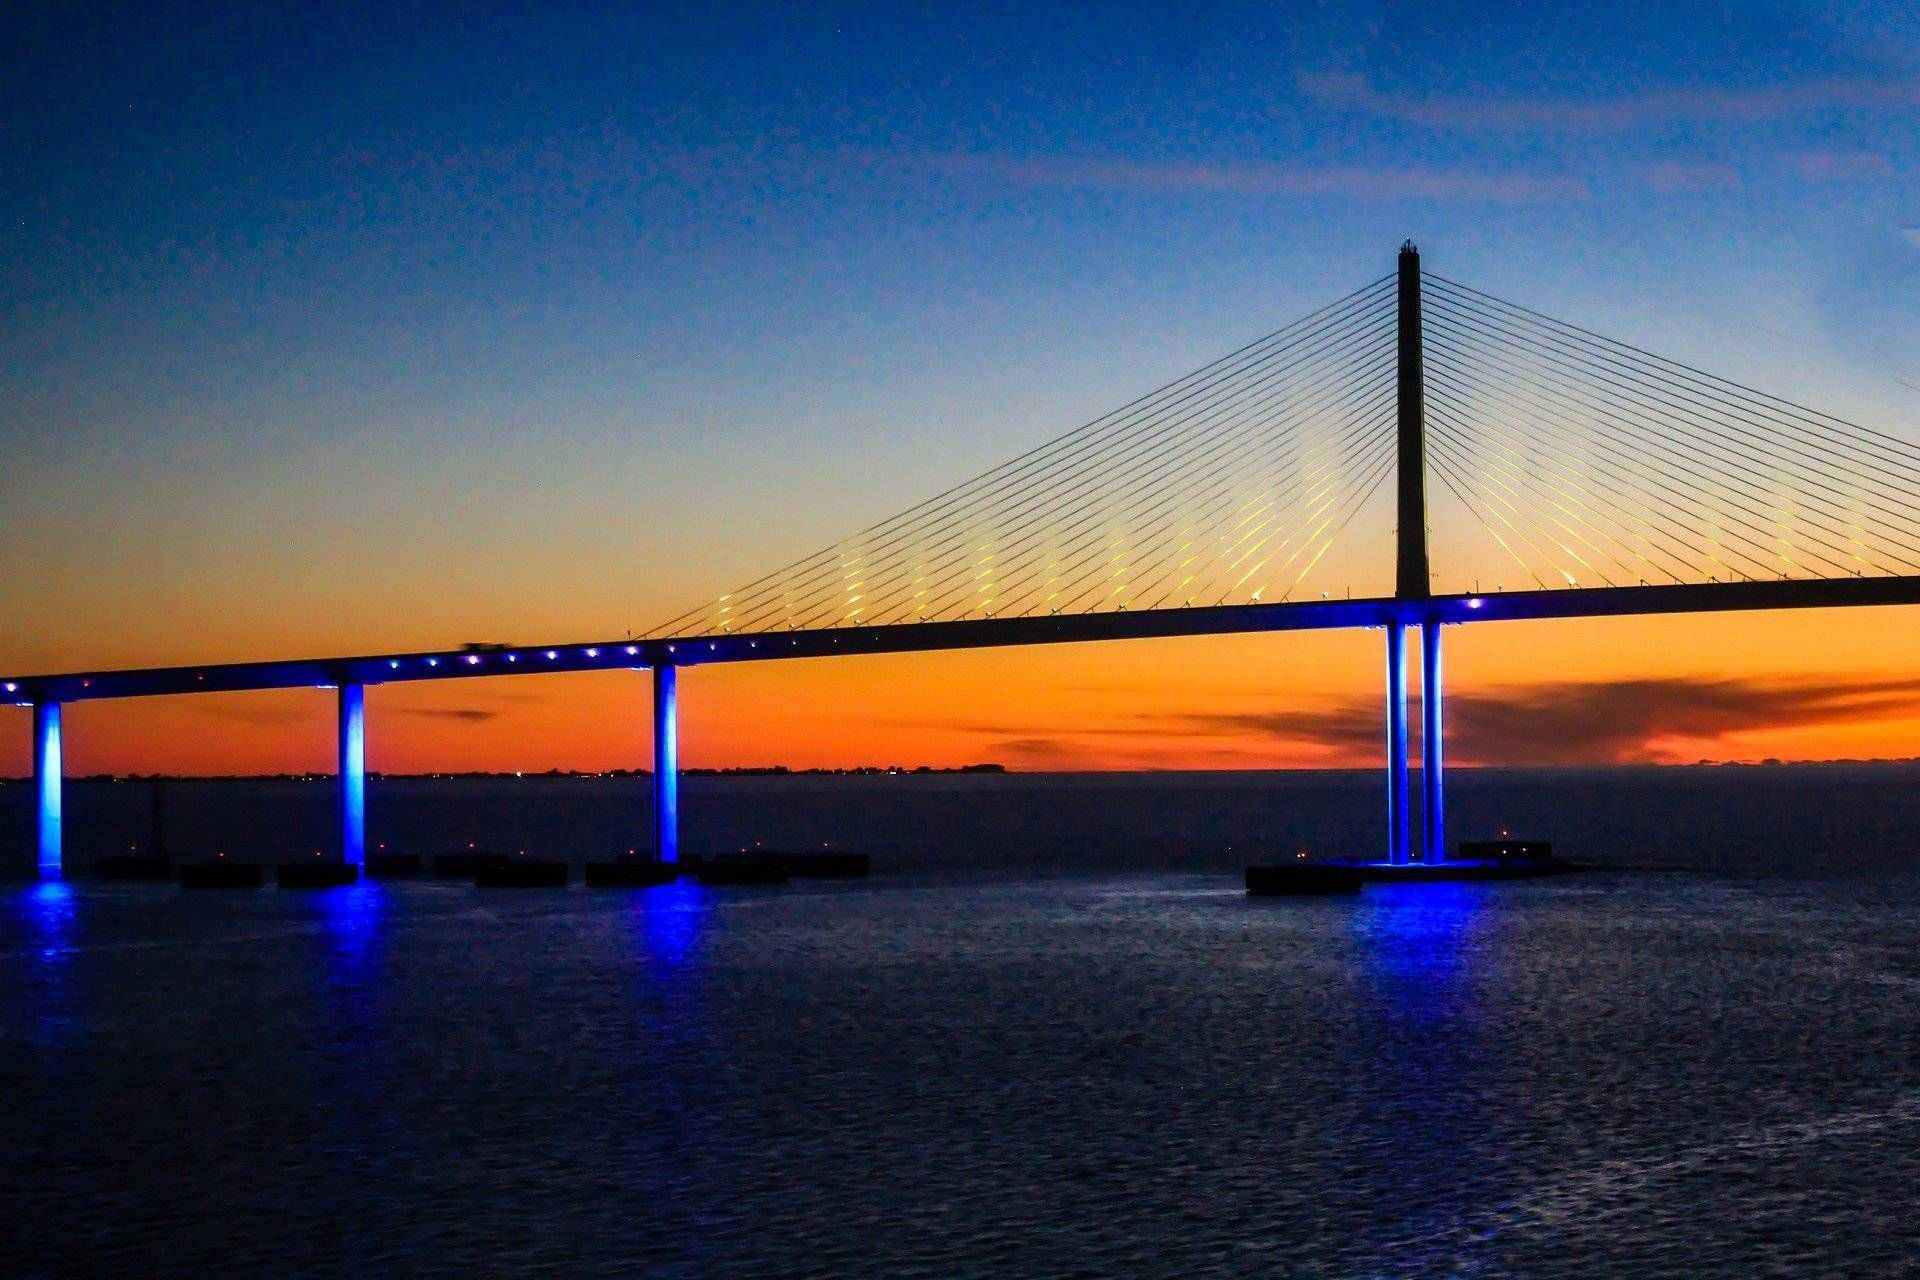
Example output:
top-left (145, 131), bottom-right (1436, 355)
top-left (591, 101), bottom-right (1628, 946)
top-left (1385, 626), bottom-right (1410, 866)
top-left (33, 702), bottom-right (63, 880)
top-left (653, 664), bottom-right (679, 864)
top-left (1421, 619), bottom-right (1445, 866)
top-left (337, 684), bottom-right (366, 866)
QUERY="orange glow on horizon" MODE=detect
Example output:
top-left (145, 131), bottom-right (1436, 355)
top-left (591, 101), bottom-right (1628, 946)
top-left (6, 606), bottom-right (1920, 777)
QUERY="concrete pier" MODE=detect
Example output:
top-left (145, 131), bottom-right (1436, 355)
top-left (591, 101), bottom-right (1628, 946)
top-left (337, 682), bottom-right (365, 866)
top-left (33, 702), bottom-right (63, 880)
top-left (1385, 626), bottom-right (1410, 865)
top-left (653, 663), bottom-right (679, 864)
top-left (1421, 618), bottom-right (1444, 865)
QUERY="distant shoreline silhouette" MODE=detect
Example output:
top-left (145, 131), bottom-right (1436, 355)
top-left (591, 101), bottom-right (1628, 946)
top-left (8, 758), bottom-right (1920, 784)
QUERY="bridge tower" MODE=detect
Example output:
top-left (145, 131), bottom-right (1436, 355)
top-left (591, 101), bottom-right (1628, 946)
top-left (1389, 242), bottom-right (1442, 865)
top-left (1396, 242), bottom-right (1429, 603)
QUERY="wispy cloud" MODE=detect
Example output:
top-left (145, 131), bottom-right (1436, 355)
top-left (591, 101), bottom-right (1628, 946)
top-left (926, 152), bottom-right (1588, 204)
top-left (887, 716), bottom-right (1173, 741)
top-left (1300, 71), bottom-right (1920, 132)
top-left (1165, 675), bottom-right (1920, 765)
top-left (1791, 149), bottom-right (1895, 181)
top-left (988, 736), bottom-right (1078, 765)
top-left (393, 707), bottom-right (498, 723)
top-left (1638, 162), bottom-right (1744, 193)
top-left (903, 674), bottom-right (1920, 766)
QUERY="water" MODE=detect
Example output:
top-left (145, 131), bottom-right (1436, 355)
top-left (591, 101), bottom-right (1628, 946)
top-left (10, 762), bottom-right (1920, 875)
top-left (5, 771), bottom-right (1920, 1275)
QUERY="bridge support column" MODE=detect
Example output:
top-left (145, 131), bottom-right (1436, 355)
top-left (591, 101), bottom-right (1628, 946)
top-left (653, 664), bottom-right (679, 864)
top-left (1421, 619), bottom-right (1444, 865)
top-left (1385, 625), bottom-right (1410, 865)
top-left (337, 682), bottom-right (365, 866)
top-left (33, 702), bottom-right (63, 881)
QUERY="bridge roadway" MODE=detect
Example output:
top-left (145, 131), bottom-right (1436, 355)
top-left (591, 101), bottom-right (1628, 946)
top-left (12, 574), bottom-right (1920, 705)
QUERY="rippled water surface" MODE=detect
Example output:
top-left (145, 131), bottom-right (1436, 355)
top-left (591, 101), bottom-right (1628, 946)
top-left (6, 866), bottom-right (1920, 1277)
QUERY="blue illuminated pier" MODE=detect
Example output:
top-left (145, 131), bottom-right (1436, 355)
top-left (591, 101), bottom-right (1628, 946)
top-left (337, 683), bottom-right (365, 866)
top-left (10, 241), bottom-right (1920, 879)
top-left (1384, 625), bottom-right (1411, 867)
top-left (1421, 619), bottom-right (1445, 867)
top-left (653, 663), bottom-right (679, 864)
top-left (33, 702), bottom-right (61, 880)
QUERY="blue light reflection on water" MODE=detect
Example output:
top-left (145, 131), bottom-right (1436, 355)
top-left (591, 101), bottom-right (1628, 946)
top-left (1347, 880), bottom-right (1492, 1257)
top-left (10, 881), bottom-right (79, 1050)
top-left (315, 880), bottom-right (386, 990)
top-left (620, 878), bottom-right (716, 1269)
top-left (1355, 880), bottom-right (1481, 1001)
top-left (305, 884), bottom-right (392, 1104)
top-left (624, 878), bottom-right (713, 1060)
top-left (24, 880), bottom-right (76, 934)
top-left (634, 878), bottom-right (705, 973)
top-left (310, 881), bottom-right (391, 1070)
top-left (305, 881), bottom-right (393, 1267)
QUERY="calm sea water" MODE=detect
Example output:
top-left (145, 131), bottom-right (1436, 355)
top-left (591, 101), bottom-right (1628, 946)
top-left (10, 762), bottom-right (1920, 875)
top-left (5, 770), bottom-right (1920, 1276)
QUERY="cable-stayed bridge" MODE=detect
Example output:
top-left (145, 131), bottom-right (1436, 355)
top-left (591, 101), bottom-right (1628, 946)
top-left (12, 243), bottom-right (1920, 879)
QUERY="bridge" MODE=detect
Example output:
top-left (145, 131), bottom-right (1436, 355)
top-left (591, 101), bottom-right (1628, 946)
top-left (11, 243), bottom-right (1920, 879)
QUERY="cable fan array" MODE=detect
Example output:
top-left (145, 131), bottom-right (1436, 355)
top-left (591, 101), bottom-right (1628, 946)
top-left (648, 276), bottom-right (1402, 638)
top-left (1422, 273), bottom-right (1920, 591)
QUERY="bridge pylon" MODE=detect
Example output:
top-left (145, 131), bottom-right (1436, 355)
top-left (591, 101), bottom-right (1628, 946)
top-left (1388, 242), bottom-right (1441, 865)
top-left (1396, 241), bottom-right (1429, 602)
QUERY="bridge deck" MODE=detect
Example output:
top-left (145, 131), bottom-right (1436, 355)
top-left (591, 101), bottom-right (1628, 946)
top-left (9, 575), bottom-right (1920, 706)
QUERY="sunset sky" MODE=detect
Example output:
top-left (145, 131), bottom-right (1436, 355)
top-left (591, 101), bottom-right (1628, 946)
top-left (5, 2), bottom-right (1920, 776)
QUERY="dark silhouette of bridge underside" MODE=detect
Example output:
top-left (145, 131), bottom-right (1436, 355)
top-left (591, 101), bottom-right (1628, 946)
top-left (12, 244), bottom-right (1920, 876)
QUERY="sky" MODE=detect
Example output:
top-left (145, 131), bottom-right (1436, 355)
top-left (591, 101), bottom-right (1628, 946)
top-left (3, 0), bottom-right (1920, 775)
